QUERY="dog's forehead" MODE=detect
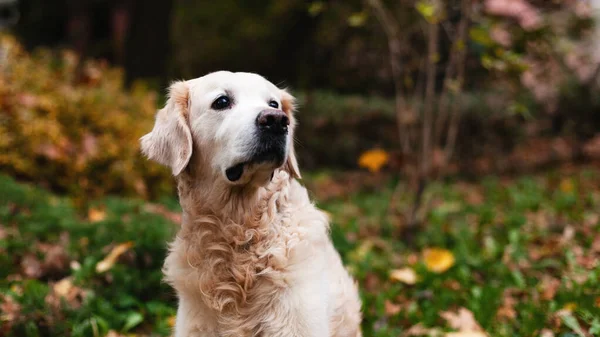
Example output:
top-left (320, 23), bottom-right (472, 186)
top-left (188, 71), bottom-right (279, 98)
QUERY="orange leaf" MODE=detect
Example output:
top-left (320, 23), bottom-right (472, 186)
top-left (88, 207), bottom-right (106, 223)
top-left (358, 149), bottom-right (389, 173)
top-left (95, 242), bottom-right (133, 273)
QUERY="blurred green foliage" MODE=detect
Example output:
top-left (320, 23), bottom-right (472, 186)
top-left (2, 167), bottom-right (600, 336)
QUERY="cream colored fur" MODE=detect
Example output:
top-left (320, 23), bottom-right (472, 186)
top-left (141, 71), bottom-right (362, 337)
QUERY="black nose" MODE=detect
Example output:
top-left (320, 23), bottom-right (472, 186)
top-left (256, 109), bottom-right (289, 134)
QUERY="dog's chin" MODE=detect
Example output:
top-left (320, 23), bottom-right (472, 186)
top-left (224, 156), bottom-right (285, 186)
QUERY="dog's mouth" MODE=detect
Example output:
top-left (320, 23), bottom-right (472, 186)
top-left (225, 163), bottom-right (245, 182)
top-left (225, 148), bottom-right (286, 182)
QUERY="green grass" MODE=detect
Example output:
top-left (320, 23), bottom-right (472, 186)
top-left (1, 169), bottom-right (600, 336)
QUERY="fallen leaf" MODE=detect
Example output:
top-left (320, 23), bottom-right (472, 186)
top-left (88, 207), bottom-right (107, 223)
top-left (384, 300), bottom-right (402, 316)
top-left (42, 244), bottom-right (70, 275)
top-left (105, 330), bottom-right (127, 337)
top-left (440, 307), bottom-right (484, 333)
top-left (53, 277), bottom-right (74, 297)
top-left (562, 302), bottom-right (577, 312)
top-left (144, 203), bottom-right (182, 224)
top-left (358, 149), bottom-right (389, 173)
top-left (390, 267), bottom-right (418, 285)
top-left (496, 289), bottom-right (517, 321)
top-left (443, 280), bottom-right (461, 291)
top-left (559, 178), bottom-right (574, 193)
top-left (423, 248), bottom-right (455, 273)
top-left (407, 253), bottom-right (419, 265)
top-left (96, 242), bottom-right (134, 273)
top-left (445, 332), bottom-right (487, 337)
top-left (21, 254), bottom-right (43, 278)
top-left (0, 294), bottom-right (21, 324)
top-left (402, 323), bottom-right (443, 337)
top-left (540, 276), bottom-right (561, 301)
top-left (45, 277), bottom-right (87, 309)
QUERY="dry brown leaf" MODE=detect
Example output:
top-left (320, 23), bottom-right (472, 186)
top-left (444, 332), bottom-right (487, 337)
top-left (496, 289), bottom-right (517, 321)
top-left (390, 267), bottom-right (418, 285)
top-left (0, 294), bottom-right (21, 324)
top-left (21, 254), bottom-right (43, 279)
top-left (45, 277), bottom-right (86, 309)
top-left (144, 203), bottom-right (182, 224)
top-left (539, 329), bottom-right (555, 337)
top-left (401, 323), bottom-right (443, 337)
top-left (443, 280), bottom-right (461, 291)
top-left (407, 253), bottom-right (419, 265)
top-left (384, 300), bottom-right (402, 316)
top-left (105, 330), bottom-right (127, 337)
top-left (423, 248), bottom-right (455, 273)
top-left (42, 244), bottom-right (70, 275)
top-left (96, 242), bottom-right (134, 273)
top-left (540, 276), bottom-right (561, 301)
top-left (440, 307), bottom-right (484, 333)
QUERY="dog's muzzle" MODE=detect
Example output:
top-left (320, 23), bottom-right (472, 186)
top-left (225, 109), bottom-right (289, 182)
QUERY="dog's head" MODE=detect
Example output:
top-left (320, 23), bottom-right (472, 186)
top-left (141, 71), bottom-right (300, 186)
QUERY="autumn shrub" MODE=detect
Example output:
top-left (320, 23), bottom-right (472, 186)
top-left (0, 34), bottom-right (172, 203)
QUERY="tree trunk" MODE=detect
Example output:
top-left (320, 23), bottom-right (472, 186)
top-left (124, 0), bottom-right (173, 87)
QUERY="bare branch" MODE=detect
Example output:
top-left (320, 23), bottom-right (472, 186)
top-left (444, 0), bottom-right (471, 160)
top-left (421, 20), bottom-right (439, 178)
top-left (365, 0), bottom-right (411, 153)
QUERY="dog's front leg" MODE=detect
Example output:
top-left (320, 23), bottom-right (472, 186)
top-left (173, 296), bottom-right (219, 337)
top-left (261, 251), bottom-right (331, 337)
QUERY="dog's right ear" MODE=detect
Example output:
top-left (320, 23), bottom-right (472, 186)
top-left (140, 81), bottom-right (193, 176)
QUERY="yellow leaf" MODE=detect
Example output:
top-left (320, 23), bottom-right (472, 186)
top-left (358, 149), bottom-right (389, 173)
top-left (347, 12), bottom-right (368, 27)
top-left (167, 315), bottom-right (176, 327)
top-left (563, 302), bottom-right (577, 312)
top-left (95, 242), bottom-right (134, 273)
top-left (559, 179), bottom-right (574, 193)
top-left (423, 248), bottom-right (455, 273)
top-left (308, 2), bottom-right (325, 17)
top-left (389, 267), bottom-right (418, 285)
top-left (88, 207), bottom-right (106, 223)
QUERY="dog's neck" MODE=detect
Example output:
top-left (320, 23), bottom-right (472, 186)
top-left (176, 168), bottom-right (290, 226)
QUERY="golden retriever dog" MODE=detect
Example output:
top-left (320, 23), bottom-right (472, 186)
top-left (140, 71), bottom-right (362, 337)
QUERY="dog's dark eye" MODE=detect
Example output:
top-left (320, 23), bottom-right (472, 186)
top-left (212, 96), bottom-right (232, 110)
top-left (268, 100), bottom-right (279, 109)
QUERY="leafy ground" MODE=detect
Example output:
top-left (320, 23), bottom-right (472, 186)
top-left (1, 167), bottom-right (600, 337)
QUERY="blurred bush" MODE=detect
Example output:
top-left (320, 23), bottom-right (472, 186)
top-left (0, 34), bottom-right (172, 204)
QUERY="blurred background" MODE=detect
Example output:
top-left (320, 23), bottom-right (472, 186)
top-left (1, 1), bottom-right (600, 336)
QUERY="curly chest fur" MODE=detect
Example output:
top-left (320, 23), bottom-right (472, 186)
top-left (164, 175), bottom-right (328, 320)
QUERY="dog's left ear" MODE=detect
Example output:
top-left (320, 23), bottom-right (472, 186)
top-left (280, 89), bottom-right (301, 179)
top-left (140, 81), bottom-right (193, 176)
